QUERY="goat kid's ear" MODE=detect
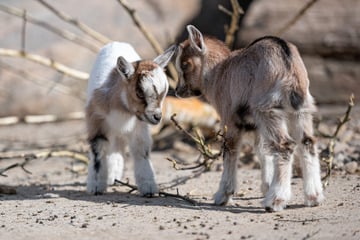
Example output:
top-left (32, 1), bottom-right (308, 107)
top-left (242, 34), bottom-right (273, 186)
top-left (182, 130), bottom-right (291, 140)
top-left (116, 56), bottom-right (135, 79)
top-left (154, 44), bottom-right (177, 69)
top-left (187, 25), bottom-right (206, 54)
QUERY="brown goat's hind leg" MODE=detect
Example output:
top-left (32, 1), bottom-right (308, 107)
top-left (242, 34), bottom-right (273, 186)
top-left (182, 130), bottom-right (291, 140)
top-left (288, 112), bottom-right (324, 207)
top-left (255, 109), bottom-right (295, 211)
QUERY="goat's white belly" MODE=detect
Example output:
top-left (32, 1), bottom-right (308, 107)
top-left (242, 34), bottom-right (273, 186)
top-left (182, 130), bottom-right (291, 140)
top-left (105, 110), bottom-right (137, 135)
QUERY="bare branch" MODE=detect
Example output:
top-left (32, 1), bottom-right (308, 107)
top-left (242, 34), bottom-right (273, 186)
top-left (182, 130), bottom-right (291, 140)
top-left (166, 157), bottom-right (211, 171)
top-left (114, 179), bottom-right (198, 205)
top-left (321, 94), bottom-right (355, 187)
top-left (276, 0), bottom-right (319, 36)
top-left (169, 114), bottom-right (224, 172)
top-left (220, 0), bottom-right (244, 49)
top-left (115, 0), bottom-right (177, 88)
top-left (218, 5), bottom-right (233, 17)
top-left (0, 61), bottom-right (86, 100)
top-left (0, 112), bottom-right (85, 126)
top-left (0, 149), bottom-right (88, 177)
top-left (0, 48), bottom-right (89, 81)
top-left (0, 185), bottom-right (17, 195)
top-left (0, 4), bottom-right (100, 52)
top-left (116, 0), bottom-right (163, 54)
top-left (36, 0), bottom-right (111, 44)
top-left (21, 10), bottom-right (27, 52)
top-left (0, 150), bottom-right (88, 163)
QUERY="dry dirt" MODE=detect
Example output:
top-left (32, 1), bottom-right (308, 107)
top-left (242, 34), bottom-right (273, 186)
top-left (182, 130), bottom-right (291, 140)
top-left (0, 106), bottom-right (360, 240)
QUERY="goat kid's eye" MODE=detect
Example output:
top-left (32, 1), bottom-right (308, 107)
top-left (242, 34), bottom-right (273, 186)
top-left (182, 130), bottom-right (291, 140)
top-left (181, 61), bottom-right (189, 71)
top-left (136, 88), bottom-right (145, 99)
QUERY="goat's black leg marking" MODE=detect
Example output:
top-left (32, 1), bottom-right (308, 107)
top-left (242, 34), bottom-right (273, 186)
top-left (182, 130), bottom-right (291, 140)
top-left (89, 135), bottom-right (108, 174)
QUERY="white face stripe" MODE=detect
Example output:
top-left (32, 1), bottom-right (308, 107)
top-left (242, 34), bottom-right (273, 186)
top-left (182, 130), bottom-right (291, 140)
top-left (141, 66), bottom-right (168, 100)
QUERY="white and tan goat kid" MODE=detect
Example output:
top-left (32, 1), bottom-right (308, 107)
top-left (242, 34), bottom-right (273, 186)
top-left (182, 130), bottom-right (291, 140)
top-left (173, 25), bottom-right (324, 211)
top-left (86, 42), bottom-right (175, 196)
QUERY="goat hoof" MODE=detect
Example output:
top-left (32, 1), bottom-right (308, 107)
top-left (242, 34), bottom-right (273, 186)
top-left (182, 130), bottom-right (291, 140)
top-left (263, 198), bottom-right (287, 212)
top-left (87, 181), bottom-right (107, 195)
top-left (305, 192), bottom-right (324, 207)
top-left (214, 191), bottom-right (233, 206)
top-left (137, 181), bottom-right (158, 197)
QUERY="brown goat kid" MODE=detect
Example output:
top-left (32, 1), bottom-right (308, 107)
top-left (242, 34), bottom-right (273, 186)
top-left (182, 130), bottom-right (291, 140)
top-left (172, 25), bottom-right (324, 211)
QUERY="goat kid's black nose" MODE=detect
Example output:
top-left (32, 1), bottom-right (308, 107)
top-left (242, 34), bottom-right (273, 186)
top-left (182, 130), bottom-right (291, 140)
top-left (153, 113), bottom-right (162, 122)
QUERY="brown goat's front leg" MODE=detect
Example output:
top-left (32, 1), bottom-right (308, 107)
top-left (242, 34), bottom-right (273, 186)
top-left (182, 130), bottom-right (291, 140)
top-left (256, 135), bottom-right (274, 195)
top-left (214, 134), bottom-right (240, 205)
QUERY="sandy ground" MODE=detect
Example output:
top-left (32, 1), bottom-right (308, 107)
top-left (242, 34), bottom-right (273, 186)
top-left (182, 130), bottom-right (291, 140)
top-left (0, 106), bottom-right (360, 240)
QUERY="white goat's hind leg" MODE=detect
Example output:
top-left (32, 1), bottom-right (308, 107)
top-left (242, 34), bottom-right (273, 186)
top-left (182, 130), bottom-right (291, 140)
top-left (256, 110), bottom-right (295, 211)
top-left (214, 135), bottom-right (239, 205)
top-left (106, 137), bottom-right (125, 185)
top-left (87, 136), bottom-right (109, 194)
top-left (290, 113), bottom-right (324, 206)
top-left (256, 136), bottom-right (274, 196)
top-left (130, 123), bottom-right (158, 196)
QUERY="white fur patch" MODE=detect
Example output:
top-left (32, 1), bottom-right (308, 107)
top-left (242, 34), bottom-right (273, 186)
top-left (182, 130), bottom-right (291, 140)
top-left (141, 67), bottom-right (168, 98)
top-left (105, 110), bottom-right (137, 135)
top-left (87, 42), bottom-right (141, 106)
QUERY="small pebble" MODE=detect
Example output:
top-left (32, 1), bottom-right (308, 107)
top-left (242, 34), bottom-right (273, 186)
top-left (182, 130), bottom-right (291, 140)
top-left (345, 161), bottom-right (358, 174)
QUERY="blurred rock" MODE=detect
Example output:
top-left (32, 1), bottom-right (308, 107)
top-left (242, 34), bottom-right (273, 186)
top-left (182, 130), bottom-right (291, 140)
top-left (345, 161), bottom-right (358, 174)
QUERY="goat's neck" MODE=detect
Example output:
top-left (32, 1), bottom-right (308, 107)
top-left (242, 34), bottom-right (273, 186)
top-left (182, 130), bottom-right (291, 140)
top-left (202, 45), bottom-right (230, 99)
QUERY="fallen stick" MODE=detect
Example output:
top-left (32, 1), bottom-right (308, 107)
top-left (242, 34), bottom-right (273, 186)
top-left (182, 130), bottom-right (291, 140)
top-left (114, 179), bottom-right (198, 205)
top-left (0, 149), bottom-right (88, 177)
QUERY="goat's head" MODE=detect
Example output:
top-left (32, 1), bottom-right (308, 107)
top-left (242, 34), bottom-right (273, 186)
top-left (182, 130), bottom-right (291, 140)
top-left (116, 45), bottom-right (176, 124)
top-left (173, 25), bottom-right (208, 98)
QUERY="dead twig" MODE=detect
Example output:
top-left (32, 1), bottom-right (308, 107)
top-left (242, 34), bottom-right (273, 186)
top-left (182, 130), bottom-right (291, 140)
top-left (36, 0), bottom-right (111, 44)
top-left (0, 48), bottom-right (89, 81)
top-left (169, 114), bottom-right (224, 171)
top-left (0, 111), bottom-right (84, 126)
top-left (0, 149), bottom-right (88, 177)
top-left (0, 4), bottom-right (100, 52)
top-left (116, 0), bottom-right (163, 55)
top-left (114, 179), bottom-right (198, 205)
top-left (320, 94), bottom-right (355, 187)
top-left (21, 9), bottom-right (27, 52)
top-left (219, 0), bottom-right (244, 49)
top-left (0, 61), bottom-right (86, 100)
top-left (115, 0), bottom-right (177, 88)
top-left (166, 157), bottom-right (208, 171)
top-left (276, 0), bottom-right (319, 36)
top-left (0, 185), bottom-right (17, 195)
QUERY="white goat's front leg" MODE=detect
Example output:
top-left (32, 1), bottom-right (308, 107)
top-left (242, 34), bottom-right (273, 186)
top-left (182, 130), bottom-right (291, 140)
top-left (106, 136), bottom-right (126, 185)
top-left (130, 123), bottom-right (158, 196)
top-left (214, 135), bottom-right (239, 205)
top-left (256, 136), bottom-right (274, 195)
top-left (87, 135), bottom-right (109, 194)
top-left (289, 112), bottom-right (324, 206)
